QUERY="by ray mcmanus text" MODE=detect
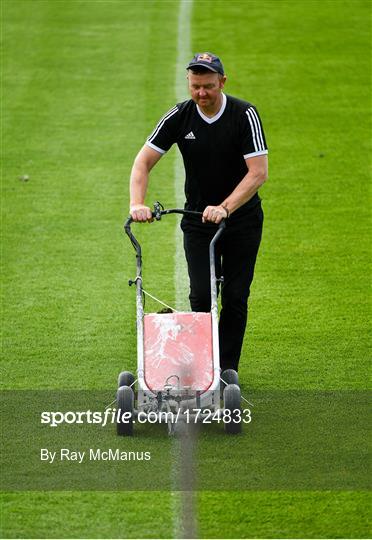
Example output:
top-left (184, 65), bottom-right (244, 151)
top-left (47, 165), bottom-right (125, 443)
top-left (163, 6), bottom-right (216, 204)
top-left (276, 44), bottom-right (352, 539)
top-left (40, 448), bottom-right (152, 463)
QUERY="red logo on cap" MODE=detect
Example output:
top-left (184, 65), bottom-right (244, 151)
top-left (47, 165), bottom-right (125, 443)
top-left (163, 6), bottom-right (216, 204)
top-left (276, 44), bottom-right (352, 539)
top-left (197, 53), bottom-right (213, 63)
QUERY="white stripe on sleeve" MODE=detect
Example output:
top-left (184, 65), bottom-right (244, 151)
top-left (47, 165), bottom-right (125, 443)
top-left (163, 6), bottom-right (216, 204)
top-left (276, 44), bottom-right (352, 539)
top-left (148, 106), bottom-right (178, 143)
top-left (243, 149), bottom-right (268, 159)
top-left (145, 141), bottom-right (166, 154)
top-left (248, 107), bottom-right (265, 150)
top-left (245, 109), bottom-right (259, 151)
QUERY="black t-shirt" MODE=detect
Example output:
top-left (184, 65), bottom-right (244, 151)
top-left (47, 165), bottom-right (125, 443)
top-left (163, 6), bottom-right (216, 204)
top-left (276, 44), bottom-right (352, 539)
top-left (146, 93), bottom-right (268, 216)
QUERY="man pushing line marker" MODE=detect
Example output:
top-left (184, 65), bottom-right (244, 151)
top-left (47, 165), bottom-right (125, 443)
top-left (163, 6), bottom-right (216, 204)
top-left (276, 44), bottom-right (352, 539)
top-left (129, 52), bottom-right (269, 375)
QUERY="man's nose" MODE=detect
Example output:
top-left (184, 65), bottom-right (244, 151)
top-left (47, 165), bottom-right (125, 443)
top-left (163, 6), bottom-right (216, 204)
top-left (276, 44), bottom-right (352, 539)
top-left (198, 88), bottom-right (207, 96)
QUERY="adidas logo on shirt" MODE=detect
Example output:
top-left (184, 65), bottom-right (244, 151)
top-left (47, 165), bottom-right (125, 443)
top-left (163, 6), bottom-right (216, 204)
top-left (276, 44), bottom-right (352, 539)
top-left (185, 131), bottom-right (196, 139)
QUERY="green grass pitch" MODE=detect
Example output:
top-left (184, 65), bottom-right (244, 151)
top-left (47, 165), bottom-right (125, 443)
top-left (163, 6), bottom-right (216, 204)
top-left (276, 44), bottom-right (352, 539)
top-left (1, 0), bottom-right (370, 538)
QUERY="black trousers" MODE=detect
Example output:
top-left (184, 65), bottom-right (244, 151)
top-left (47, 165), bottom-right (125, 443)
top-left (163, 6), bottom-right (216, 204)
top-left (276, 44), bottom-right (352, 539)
top-left (181, 202), bottom-right (263, 372)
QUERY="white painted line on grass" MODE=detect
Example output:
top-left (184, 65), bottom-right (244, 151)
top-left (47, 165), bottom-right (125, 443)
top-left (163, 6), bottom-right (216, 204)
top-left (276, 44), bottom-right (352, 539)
top-left (171, 1), bottom-right (196, 539)
top-left (174, 0), bottom-right (193, 312)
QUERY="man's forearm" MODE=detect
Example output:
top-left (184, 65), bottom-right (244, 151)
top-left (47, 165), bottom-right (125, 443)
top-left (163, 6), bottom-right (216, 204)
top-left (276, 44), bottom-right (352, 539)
top-left (129, 161), bottom-right (150, 207)
top-left (129, 145), bottom-right (163, 221)
top-left (202, 168), bottom-right (267, 224)
top-left (222, 168), bottom-right (267, 215)
top-left (129, 145), bottom-right (163, 213)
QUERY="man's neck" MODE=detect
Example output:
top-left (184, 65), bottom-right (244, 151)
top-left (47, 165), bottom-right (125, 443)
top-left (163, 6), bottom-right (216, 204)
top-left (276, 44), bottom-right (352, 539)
top-left (198, 93), bottom-right (224, 118)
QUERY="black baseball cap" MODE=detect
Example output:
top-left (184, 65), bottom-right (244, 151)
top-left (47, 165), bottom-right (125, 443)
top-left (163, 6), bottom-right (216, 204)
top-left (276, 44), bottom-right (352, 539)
top-left (187, 52), bottom-right (225, 75)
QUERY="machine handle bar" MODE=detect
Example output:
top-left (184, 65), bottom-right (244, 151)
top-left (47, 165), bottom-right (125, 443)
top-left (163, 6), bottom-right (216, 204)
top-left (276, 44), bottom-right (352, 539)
top-left (124, 208), bottom-right (203, 233)
top-left (124, 205), bottom-right (226, 257)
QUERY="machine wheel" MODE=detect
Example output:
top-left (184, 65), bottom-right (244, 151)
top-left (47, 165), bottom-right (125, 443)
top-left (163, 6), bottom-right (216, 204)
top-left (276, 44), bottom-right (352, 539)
top-left (118, 371), bottom-right (135, 389)
top-left (223, 383), bottom-right (242, 435)
top-left (117, 385), bottom-right (134, 436)
top-left (221, 368), bottom-right (239, 387)
top-left (220, 369), bottom-right (239, 399)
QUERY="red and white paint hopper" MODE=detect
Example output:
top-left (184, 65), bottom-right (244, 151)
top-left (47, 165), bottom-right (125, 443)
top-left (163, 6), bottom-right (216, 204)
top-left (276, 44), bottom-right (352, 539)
top-left (117, 204), bottom-right (242, 435)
